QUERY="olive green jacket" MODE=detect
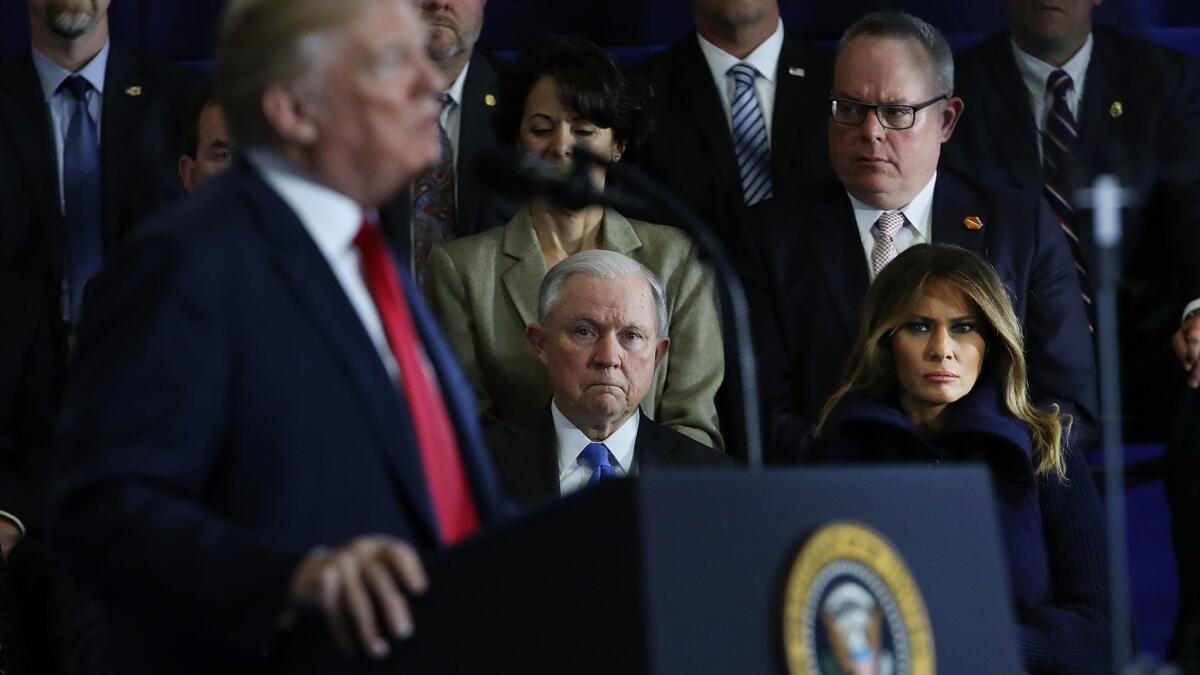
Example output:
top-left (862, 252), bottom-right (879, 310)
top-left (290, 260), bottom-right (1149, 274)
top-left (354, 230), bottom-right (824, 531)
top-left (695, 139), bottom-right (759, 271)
top-left (426, 205), bottom-right (724, 448)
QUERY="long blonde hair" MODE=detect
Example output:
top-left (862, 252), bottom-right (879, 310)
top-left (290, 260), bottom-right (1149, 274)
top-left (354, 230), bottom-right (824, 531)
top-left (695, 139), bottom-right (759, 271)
top-left (816, 244), bottom-right (1068, 479)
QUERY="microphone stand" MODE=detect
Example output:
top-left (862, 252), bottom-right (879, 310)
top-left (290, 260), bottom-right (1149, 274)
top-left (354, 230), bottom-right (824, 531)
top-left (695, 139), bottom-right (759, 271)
top-left (489, 147), bottom-right (764, 469)
top-left (1079, 176), bottom-right (1179, 675)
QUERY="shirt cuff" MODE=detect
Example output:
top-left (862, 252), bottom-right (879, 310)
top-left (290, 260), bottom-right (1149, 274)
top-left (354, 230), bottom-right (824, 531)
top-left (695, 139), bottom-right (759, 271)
top-left (1183, 298), bottom-right (1200, 324)
top-left (0, 510), bottom-right (27, 538)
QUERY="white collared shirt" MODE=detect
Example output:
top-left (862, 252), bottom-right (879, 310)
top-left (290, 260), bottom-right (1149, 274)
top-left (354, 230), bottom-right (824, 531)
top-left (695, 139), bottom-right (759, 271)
top-left (441, 60), bottom-right (470, 172)
top-left (696, 19), bottom-right (784, 143)
top-left (553, 400), bottom-right (638, 497)
top-left (1011, 33), bottom-right (1093, 161)
top-left (246, 148), bottom-right (399, 381)
top-left (849, 172), bottom-right (937, 278)
top-left (31, 40), bottom-right (110, 213)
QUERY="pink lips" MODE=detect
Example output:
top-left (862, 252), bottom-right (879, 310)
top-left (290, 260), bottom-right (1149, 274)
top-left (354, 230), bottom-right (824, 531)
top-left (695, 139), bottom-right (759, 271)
top-left (923, 371), bottom-right (959, 383)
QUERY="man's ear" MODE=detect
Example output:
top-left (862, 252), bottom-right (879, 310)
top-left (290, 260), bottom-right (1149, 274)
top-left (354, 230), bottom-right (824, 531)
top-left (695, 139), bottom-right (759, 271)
top-left (652, 336), bottom-right (670, 368)
top-left (526, 322), bottom-right (551, 367)
top-left (261, 84), bottom-right (319, 145)
top-left (939, 95), bottom-right (964, 143)
top-left (178, 154), bottom-right (196, 192)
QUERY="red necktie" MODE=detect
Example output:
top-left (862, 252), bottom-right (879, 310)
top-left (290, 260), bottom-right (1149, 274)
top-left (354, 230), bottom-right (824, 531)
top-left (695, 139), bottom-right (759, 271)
top-left (354, 219), bottom-right (480, 544)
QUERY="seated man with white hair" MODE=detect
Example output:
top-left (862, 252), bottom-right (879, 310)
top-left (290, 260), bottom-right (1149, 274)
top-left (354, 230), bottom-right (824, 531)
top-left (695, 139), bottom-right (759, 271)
top-left (485, 250), bottom-right (733, 507)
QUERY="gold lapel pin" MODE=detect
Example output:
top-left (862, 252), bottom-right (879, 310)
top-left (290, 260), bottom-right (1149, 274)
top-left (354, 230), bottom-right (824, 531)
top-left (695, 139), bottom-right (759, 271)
top-left (1109, 101), bottom-right (1123, 118)
top-left (125, 85), bottom-right (142, 96)
top-left (787, 66), bottom-right (805, 77)
top-left (963, 215), bottom-right (983, 230)
top-left (484, 93), bottom-right (497, 107)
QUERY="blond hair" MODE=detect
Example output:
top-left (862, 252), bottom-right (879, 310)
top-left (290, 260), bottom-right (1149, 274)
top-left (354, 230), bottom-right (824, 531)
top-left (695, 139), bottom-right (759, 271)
top-left (817, 244), bottom-right (1069, 479)
top-left (214, 0), bottom-right (386, 148)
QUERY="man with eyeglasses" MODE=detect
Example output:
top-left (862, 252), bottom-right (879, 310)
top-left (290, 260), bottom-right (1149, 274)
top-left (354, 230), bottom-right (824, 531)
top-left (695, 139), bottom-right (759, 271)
top-left (740, 10), bottom-right (1097, 473)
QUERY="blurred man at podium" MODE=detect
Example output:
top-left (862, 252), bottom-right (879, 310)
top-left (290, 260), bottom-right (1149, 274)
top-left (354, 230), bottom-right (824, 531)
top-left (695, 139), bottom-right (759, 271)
top-left (485, 251), bottom-right (732, 507)
top-left (48, 0), bottom-right (508, 672)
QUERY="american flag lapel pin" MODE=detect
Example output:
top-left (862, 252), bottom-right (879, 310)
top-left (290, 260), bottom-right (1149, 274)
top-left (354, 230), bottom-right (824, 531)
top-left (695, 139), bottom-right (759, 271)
top-left (788, 66), bottom-right (805, 77)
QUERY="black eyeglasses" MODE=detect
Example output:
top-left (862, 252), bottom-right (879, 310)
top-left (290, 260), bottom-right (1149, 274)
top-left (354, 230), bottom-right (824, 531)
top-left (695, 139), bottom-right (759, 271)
top-left (829, 95), bottom-right (949, 130)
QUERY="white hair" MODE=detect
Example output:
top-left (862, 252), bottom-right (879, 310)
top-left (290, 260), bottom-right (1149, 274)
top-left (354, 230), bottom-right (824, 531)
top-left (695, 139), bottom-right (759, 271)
top-left (537, 250), bottom-right (669, 338)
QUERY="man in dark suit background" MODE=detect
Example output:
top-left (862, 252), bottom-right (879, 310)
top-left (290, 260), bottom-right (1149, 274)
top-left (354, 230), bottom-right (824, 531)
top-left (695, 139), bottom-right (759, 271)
top-left (628, 0), bottom-right (832, 247)
top-left (742, 10), bottom-right (1097, 463)
top-left (943, 0), bottom-right (1200, 664)
top-left (380, 0), bottom-right (506, 283)
top-left (486, 250), bottom-right (731, 507)
top-left (50, 0), bottom-right (508, 672)
top-left (0, 0), bottom-right (202, 332)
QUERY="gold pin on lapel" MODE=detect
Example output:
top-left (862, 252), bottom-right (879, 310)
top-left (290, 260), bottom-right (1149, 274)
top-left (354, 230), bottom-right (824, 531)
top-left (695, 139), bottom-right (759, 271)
top-left (787, 66), bottom-right (805, 77)
top-left (963, 215), bottom-right (983, 230)
top-left (1109, 101), bottom-right (1123, 118)
top-left (484, 93), bottom-right (497, 107)
top-left (125, 85), bottom-right (142, 96)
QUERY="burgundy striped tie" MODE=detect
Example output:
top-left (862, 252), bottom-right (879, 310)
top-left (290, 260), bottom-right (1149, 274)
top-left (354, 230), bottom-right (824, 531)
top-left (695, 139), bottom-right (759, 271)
top-left (1041, 69), bottom-right (1094, 329)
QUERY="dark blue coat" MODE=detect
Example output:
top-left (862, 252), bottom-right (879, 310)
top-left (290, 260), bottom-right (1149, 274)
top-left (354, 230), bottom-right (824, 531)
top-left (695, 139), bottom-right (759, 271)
top-left (49, 160), bottom-right (509, 673)
top-left (811, 383), bottom-right (1110, 674)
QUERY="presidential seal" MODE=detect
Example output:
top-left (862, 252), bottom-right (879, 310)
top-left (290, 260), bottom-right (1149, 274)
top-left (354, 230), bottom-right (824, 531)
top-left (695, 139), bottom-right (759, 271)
top-left (781, 522), bottom-right (934, 675)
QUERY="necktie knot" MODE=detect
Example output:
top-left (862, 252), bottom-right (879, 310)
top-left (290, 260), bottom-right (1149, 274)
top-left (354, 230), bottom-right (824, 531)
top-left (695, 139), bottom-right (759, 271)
top-left (1047, 69), bottom-right (1072, 97)
top-left (61, 74), bottom-right (91, 102)
top-left (873, 211), bottom-right (905, 239)
top-left (579, 442), bottom-right (615, 485)
top-left (729, 62), bottom-right (759, 86)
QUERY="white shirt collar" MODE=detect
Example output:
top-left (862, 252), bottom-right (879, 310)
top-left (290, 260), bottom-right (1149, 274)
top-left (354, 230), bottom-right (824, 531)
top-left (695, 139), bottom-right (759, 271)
top-left (849, 171), bottom-right (938, 244)
top-left (444, 59), bottom-right (469, 110)
top-left (696, 18), bottom-right (784, 84)
top-left (31, 39), bottom-right (110, 102)
top-left (245, 148), bottom-right (365, 264)
top-left (552, 400), bottom-right (639, 480)
top-left (1011, 32), bottom-right (1093, 105)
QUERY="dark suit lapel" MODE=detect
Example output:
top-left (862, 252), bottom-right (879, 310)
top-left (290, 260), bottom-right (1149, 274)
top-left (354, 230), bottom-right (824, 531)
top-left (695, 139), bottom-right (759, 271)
top-left (677, 37), bottom-right (741, 192)
top-left (492, 407), bottom-right (560, 504)
top-left (806, 193), bottom-right (870, 339)
top-left (979, 34), bottom-right (1041, 189)
top-left (244, 163), bottom-right (440, 540)
top-left (0, 58), bottom-right (62, 258)
top-left (1075, 29), bottom-right (1125, 181)
top-left (769, 34), bottom-right (821, 184)
top-left (456, 54), bottom-right (498, 237)
top-left (100, 45), bottom-right (148, 247)
top-left (632, 411), bottom-right (677, 470)
top-left (932, 173), bottom-right (988, 256)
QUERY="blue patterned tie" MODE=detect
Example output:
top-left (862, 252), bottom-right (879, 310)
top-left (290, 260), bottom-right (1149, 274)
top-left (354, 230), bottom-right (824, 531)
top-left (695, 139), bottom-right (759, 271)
top-left (61, 75), bottom-right (103, 326)
top-left (411, 93), bottom-right (456, 287)
top-left (579, 442), bottom-right (616, 486)
top-left (1041, 69), bottom-right (1093, 330)
top-left (729, 62), bottom-right (773, 206)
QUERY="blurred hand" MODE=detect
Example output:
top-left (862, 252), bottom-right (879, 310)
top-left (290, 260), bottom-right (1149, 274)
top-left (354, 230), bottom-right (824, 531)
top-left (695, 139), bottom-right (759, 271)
top-left (289, 536), bottom-right (427, 659)
top-left (0, 518), bottom-right (21, 559)
top-left (1173, 313), bottom-right (1200, 388)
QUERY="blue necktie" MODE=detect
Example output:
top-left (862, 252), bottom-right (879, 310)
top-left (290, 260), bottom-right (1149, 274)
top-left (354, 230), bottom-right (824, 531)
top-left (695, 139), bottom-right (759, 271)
top-left (579, 442), bottom-right (617, 486)
top-left (729, 62), bottom-right (773, 206)
top-left (61, 75), bottom-right (103, 326)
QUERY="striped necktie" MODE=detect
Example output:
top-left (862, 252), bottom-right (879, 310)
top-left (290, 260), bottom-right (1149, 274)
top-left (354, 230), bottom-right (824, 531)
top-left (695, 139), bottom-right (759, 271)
top-left (1041, 69), bottom-right (1093, 329)
top-left (728, 63), bottom-right (773, 206)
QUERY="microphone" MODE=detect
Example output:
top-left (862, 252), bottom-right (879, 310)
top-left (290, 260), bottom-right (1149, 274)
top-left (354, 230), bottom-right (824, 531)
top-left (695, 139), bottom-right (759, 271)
top-left (474, 148), bottom-right (598, 211)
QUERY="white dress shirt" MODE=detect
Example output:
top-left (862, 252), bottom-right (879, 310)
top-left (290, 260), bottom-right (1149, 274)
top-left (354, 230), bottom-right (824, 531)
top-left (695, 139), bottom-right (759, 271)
top-left (31, 40), bottom-right (109, 213)
top-left (696, 19), bottom-right (784, 143)
top-left (1011, 34), bottom-right (1092, 162)
top-left (553, 401), bottom-right (638, 497)
top-left (849, 173), bottom-right (937, 278)
top-left (442, 60), bottom-right (469, 173)
top-left (246, 148), bottom-right (400, 381)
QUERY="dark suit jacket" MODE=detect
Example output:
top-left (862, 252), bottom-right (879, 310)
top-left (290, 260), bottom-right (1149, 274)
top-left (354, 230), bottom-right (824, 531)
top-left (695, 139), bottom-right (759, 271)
top-left (0, 43), bottom-right (204, 294)
top-left (944, 27), bottom-right (1200, 440)
top-left (627, 30), bottom-right (834, 247)
top-left (742, 170), bottom-right (1098, 463)
top-left (811, 382), bottom-right (1109, 673)
top-left (49, 159), bottom-right (509, 674)
top-left (484, 407), bottom-right (734, 507)
top-left (379, 52), bottom-right (508, 251)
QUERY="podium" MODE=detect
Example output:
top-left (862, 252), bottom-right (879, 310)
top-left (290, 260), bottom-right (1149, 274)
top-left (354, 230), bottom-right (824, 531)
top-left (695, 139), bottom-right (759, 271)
top-left (278, 467), bottom-right (1022, 674)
